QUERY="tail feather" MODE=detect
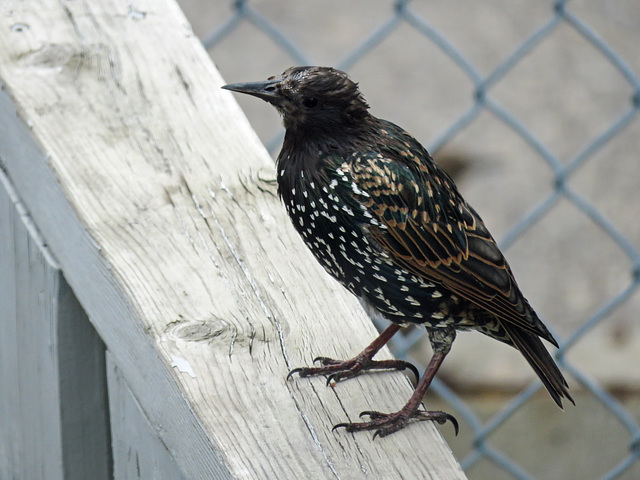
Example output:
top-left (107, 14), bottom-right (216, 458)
top-left (503, 323), bottom-right (574, 408)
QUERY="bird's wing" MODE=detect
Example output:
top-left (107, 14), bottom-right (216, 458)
top-left (334, 150), bottom-right (553, 342)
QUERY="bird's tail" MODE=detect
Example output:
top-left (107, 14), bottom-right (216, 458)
top-left (503, 323), bottom-right (575, 408)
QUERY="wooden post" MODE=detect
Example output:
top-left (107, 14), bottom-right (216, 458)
top-left (0, 0), bottom-right (466, 478)
top-left (106, 352), bottom-right (186, 480)
top-left (0, 170), bottom-right (112, 480)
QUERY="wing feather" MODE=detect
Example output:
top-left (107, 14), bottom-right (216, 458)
top-left (336, 148), bottom-right (554, 342)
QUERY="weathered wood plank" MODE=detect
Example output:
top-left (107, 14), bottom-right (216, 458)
top-left (107, 352), bottom-right (187, 480)
top-left (0, 1), bottom-right (466, 478)
top-left (0, 170), bottom-right (111, 480)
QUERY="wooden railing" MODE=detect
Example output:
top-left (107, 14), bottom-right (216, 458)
top-left (0, 1), bottom-right (466, 478)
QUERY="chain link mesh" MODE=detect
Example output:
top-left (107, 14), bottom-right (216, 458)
top-left (197, 1), bottom-right (640, 478)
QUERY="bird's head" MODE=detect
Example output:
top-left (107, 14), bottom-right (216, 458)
top-left (222, 66), bottom-right (370, 133)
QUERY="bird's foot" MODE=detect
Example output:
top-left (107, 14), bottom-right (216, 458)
top-left (287, 355), bottom-right (419, 385)
top-left (333, 408), bottom-right (458, 439)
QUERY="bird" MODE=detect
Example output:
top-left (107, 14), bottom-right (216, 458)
top-left (222, 66), bottom-right (573, 438)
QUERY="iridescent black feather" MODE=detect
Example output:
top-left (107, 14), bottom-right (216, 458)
top-left (223, 66), bottom-right (572, 436)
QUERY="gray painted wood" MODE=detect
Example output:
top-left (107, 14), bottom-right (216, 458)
top-left (0, 1), bottom-right (466, 478)
top-left (0, 169), bottom-right (65, 480)
top-left (57, 272), bottom-right (112, 479)
top-left (0, 170), bottom-right (111, 479)
top-left (107, 352), bottom-right (187, 480)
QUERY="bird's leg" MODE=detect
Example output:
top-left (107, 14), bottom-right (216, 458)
top-left (333, 328), bottom-right (458, 438)
top-left (287, 323), bottom-right (419, 384)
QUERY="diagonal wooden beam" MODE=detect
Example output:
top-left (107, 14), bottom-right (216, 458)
top-left (0, 1), bottom-right (466, 478)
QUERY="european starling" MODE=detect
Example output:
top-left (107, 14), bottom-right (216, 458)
top-left (222, 66), bottom-right (573, 438)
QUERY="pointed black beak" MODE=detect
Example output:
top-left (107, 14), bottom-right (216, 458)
top-left (221, 79), bottom-right (281, 103)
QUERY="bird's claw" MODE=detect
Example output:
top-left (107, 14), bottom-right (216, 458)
top-left (287, 356), bottom-right (420, 385)
top-left (286, 367), bottom-right (306, 380)
top-left (406, 362), bottom-right (420, 382)
top-left (359, 410), bottom-right (385, 420)
top-left (326, 370), bottom-right (359, 386)
top-left (331, 422), bottom-right (349, 433)
top-left (333, 408), bottom-right (459, 438)
top-left (439, 413), bottom-right (459, 435)
top-left (313, 356), bottom-right (340, 366)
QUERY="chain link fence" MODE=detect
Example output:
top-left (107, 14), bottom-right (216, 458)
top-left (182, 1), bottom-right (640, 478)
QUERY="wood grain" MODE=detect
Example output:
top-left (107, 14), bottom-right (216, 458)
top-left (0, 1), bottom-right (466, 478)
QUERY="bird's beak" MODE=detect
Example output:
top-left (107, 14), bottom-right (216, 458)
top-left (221, 79), bottom-right (281, 104)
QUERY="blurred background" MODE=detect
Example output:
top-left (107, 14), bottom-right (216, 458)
top-left (177, 1), bottom-right (640, 478)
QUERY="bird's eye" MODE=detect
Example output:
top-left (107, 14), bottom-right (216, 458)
top-left (302, 97), bottom-right (318, 108)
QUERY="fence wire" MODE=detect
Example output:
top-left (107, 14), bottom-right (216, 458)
top-left (200, 1), bottom-right (640, 478)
